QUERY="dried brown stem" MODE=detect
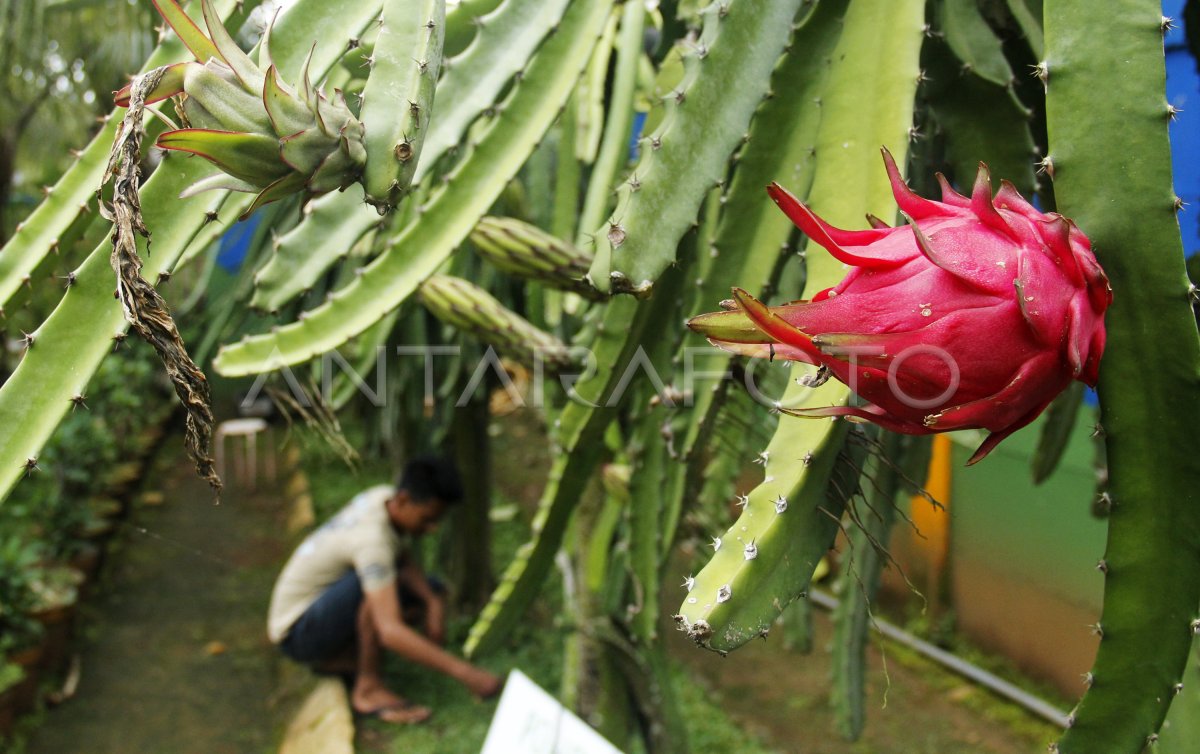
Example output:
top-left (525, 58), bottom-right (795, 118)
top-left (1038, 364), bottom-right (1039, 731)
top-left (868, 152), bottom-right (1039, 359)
top-left (100, 67), bottom-right (222, 498)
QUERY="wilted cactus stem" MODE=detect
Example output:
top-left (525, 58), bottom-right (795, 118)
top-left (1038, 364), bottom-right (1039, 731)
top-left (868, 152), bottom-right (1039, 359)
top-left (99, 68), bottom-right (221, 496)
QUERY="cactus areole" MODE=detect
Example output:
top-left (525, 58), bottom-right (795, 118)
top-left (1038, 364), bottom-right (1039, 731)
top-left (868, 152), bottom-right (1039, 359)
top-left (689, 149), bottom-right (1111, 464)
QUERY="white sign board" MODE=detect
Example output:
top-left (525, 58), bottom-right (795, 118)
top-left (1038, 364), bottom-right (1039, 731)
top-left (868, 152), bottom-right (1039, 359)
top-left (480, 669), bottom-right (625, 754)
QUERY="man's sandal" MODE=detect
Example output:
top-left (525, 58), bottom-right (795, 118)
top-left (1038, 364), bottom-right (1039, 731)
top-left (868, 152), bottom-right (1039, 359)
top-left (354, 701), bottom-right (432, 725)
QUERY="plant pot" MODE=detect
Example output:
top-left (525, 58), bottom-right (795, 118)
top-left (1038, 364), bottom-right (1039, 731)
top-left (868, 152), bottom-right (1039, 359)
top-left (0, 660), bottom-right (27, 737)
top-left (29, 567), bottom-right (80, 676)
top-left (88, 496), bottom-right (125, 522)
top-left (103, 461), bottom-right (143, 498)
top-left (0, 689), bottom-right (16, 738)
top-left (76, 515), bottom-right (116, 545)
top-left (134, 424), bottom-right (166, 458)
top-left (68, 542), bottom-right (103, 587)
top-left (7, 643), bottom-right (44, 716)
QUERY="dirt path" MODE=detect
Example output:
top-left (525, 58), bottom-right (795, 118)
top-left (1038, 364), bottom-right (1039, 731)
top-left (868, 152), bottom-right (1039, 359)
top-left (22, 450), bottom-right (291, 754)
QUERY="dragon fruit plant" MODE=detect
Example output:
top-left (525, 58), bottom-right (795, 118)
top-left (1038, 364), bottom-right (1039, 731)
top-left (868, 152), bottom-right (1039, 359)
top-left (1, 0), bottom-right (1196, 751)
top-left (689, 149), bottom-right (1112, 464)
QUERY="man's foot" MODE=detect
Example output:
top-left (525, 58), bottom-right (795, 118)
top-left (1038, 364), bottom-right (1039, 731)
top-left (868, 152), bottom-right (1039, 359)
top-left (352, 684), bottom-right (431, 725)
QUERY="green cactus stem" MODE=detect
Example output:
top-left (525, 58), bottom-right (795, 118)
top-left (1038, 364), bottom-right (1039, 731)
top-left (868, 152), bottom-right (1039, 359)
top-left (586, 0), bottom-right (808, 296)
top-left (1045, 1), bottom-right (1200, 751)
top-left (442, 0), bottom-right (504, 57)
top-left (575, 0), bottom-right (645, 248)
top-left (422, 0), bottom-right (571, 173)
top-left (1031, 381), bottom-right (1084, 484)
top-left (574, 8), bottom-right (618, 166)
top-left (359, 0), bottom-right (445, 211)
top-left (938, 0), bottom-right (1015, 87)
top-left (249, 186), bottom-right (383, 312)
top-left (466, 267), bottom-right (688, 658)
top-left (830, 431), bottom-right (929, 740)
top-left (922, 36), bottom-right (1038, 196)
top-left (674, 0), bottom-right (848, 470)
top-left (213, 0), bottom-right (615, 377)
top-left (676, 0), bottom-right (925, 652)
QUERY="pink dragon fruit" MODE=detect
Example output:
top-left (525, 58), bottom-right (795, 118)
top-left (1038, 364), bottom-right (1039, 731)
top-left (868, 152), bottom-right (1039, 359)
top-left (689, 148), bottom-right (1111, 464)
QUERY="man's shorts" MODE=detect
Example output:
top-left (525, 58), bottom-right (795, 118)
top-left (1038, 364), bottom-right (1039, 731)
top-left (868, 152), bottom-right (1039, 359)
top-left (280, 570), bottom-right (364, 663)
top-left (279, 570), bottom-right (446, 664)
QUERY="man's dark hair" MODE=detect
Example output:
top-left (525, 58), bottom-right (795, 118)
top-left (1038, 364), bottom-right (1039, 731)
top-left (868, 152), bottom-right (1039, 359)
top-left (397, 455), bottom-right (464, 505)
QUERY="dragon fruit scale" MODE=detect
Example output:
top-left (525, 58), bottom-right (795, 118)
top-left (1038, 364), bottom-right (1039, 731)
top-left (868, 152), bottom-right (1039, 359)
top-left (689, 148), bottom-right (1111, 464)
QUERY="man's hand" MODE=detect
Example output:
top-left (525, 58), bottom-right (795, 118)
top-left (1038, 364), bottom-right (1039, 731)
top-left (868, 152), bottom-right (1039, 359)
top-left (424, 597), bottom-right (446, 645)
top-left (462, 666), bottom-right (503, 700)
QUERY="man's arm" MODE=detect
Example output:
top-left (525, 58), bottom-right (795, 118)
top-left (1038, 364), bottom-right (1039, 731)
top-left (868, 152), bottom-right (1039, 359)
top-left (396, 557), bottom-right (445, 643)
top-left (363, 581), bottom-right (499, 697)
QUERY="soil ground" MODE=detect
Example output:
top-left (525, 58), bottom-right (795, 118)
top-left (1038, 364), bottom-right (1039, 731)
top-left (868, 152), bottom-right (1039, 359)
top-left (668, 604), bottom-right (1059, 754)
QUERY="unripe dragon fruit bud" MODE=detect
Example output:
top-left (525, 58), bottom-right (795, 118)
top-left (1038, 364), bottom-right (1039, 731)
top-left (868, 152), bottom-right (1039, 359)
top-left (115, 0), bottom-right (367, 218)
top-left (470, 216), bottom-right (605, 300)
top-left (689, 148), bottom-right (1111, 464)
top-left (418, 275), bottom-right (578, 372)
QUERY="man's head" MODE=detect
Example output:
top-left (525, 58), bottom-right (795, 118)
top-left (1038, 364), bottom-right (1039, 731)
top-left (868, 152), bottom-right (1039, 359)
top-left (386, 455), bottom-right (464, 535)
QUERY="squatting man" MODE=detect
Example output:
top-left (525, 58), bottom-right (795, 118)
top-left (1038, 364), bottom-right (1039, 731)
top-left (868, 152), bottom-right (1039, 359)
top-left (268, 456), bottom-right (502, 723)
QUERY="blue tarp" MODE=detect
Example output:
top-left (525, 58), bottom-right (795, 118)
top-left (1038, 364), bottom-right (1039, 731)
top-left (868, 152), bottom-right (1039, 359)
top-left (1166, 0), bottom-right (1200, 257)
